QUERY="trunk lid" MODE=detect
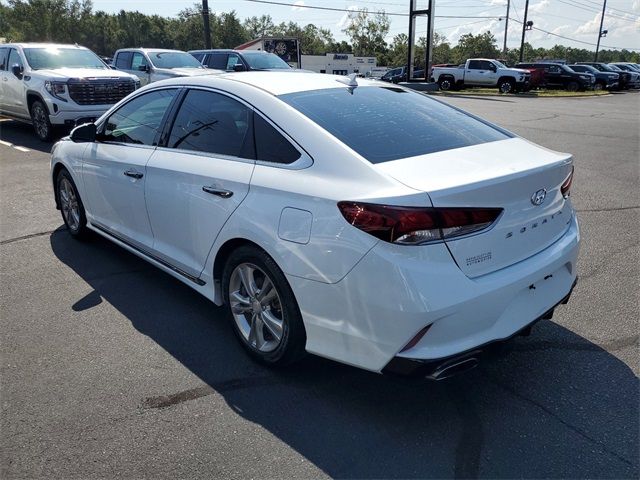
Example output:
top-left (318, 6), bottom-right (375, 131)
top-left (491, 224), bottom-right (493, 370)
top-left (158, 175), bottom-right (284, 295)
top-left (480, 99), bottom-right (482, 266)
top-left (376, 138), bottom-right (574, 277)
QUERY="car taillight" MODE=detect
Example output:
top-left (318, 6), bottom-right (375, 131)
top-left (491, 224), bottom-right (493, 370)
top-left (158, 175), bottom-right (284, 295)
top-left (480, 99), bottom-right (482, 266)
top-left (337, 202), bottom-right (503, 245)
top-left (561, 166), bottom-right (574, 199)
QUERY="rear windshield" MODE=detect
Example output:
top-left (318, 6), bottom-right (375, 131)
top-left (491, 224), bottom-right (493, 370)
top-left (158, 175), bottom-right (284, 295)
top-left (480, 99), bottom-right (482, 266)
top-left (148, 51), bottom-right (203, 69)
top-left (243, 52), bottom-right (291, 70)
top-left (279, 86), bottom-right (510, 163)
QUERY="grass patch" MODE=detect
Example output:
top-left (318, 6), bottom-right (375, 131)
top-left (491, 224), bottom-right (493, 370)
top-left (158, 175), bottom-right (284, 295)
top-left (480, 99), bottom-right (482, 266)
top-left (431, 88), bottom-right (610, 98)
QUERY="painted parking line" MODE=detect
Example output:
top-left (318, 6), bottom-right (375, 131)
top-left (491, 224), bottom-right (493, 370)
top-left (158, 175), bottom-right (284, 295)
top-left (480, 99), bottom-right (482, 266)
top-left (0, 139), bottom-right (31, 153)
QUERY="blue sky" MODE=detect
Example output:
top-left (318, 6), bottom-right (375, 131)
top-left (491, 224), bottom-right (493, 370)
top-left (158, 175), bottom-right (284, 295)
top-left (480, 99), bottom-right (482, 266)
top-left (90, 0), bottom-right (640, 51)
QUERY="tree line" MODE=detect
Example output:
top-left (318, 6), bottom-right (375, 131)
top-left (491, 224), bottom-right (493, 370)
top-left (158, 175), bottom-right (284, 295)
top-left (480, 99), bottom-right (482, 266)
top-left (1, 0), bottom-right (637, 66)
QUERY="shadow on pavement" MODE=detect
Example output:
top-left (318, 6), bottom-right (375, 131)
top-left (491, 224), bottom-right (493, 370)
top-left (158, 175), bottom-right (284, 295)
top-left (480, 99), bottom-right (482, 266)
top-left (0, 119), bottom-right (66, 153)
top-left (50, 228), bottom-right (639, 479)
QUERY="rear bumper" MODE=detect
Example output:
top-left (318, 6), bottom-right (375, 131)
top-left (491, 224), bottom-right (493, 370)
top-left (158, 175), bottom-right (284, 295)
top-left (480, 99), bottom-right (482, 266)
top-left (382, 277), bottom-right (577, 377)
top-left (290, 213), bottom-right (580, 373)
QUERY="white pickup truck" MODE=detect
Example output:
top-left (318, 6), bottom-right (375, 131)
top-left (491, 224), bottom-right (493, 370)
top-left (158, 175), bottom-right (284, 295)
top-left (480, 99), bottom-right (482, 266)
top-left (431, 58), bottom-right (531, 93)
top-left (0, 43), bottom-right (140, 141)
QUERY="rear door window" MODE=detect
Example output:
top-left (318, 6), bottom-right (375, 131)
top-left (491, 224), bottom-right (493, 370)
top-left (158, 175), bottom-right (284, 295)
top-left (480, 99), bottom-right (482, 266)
top-left (0, 48), bottom-right (8, 71)
top-left (167, 89), bottom-right (254, 159)
top-left (253, 113), bottom-right (301, 164)
top-left (280, 86), bottom-right (510, 164)
top-left (206, 54), bottom-right (228, 70)
top-left (115, 52), bottom-right (133, 69)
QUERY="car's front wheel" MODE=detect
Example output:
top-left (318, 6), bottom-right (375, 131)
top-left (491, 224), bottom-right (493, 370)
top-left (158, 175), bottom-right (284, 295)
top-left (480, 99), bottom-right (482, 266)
top-left (566, 81), bottom-right (580, 92)
top-left (30, 100), bottom-right (53, 142)
top-left (498, 79), bottom-right (515, 94)
top-left (222, 245), bottom-right (306, 366)
top-left (56, 168), bottom-right (89, 239)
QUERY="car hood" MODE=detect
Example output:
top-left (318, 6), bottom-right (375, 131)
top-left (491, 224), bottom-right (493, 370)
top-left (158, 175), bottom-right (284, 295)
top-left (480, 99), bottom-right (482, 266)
top-left (506, 68), bottom-right (532, 74)
top-left (33, 68), bottom-right (137, 80)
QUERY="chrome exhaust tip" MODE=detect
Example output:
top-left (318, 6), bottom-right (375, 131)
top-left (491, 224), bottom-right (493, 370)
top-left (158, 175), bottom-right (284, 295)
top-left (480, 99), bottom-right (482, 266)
top-left (426, 354), bottom-right (480, 381)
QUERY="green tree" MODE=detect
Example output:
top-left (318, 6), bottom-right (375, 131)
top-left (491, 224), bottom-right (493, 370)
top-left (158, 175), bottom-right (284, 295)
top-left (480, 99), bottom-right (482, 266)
top-left (451, 31), bottom-right (500, 63)
top-left (342, 8), bottom-right (390, 58)
top-left (243, 14), bottom-right (275, 39)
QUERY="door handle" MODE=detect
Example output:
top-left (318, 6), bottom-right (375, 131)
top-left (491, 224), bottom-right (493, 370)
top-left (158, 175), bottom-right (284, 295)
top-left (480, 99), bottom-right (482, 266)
top-left (123, 169), bottom-right (143, 179)
top-left (202, 186), bottom-right (233, 198)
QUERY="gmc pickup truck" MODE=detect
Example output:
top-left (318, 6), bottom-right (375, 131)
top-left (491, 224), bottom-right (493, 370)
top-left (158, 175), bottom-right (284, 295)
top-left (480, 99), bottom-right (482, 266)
top-left (431, 59), bottom-right (531, 93)
top-left (0, 43), bottom-right (140, 141)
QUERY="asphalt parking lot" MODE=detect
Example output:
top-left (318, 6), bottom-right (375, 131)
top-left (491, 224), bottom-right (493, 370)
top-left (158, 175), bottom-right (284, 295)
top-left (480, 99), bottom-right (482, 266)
top-left (1, 91), bottom-right (638, 479)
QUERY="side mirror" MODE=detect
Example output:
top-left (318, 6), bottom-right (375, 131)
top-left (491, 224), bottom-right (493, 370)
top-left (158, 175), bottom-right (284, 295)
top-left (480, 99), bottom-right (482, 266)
top-left (489, 65), bottom-right (497, 72)
top-left (138, 64), bottom-right (150, 73)
top-left (12, 64), bottom-right (23, 79)
top-left (70, 123), bottom-right (97, 143)
top-left (233, 63), bottom-right (246, 72)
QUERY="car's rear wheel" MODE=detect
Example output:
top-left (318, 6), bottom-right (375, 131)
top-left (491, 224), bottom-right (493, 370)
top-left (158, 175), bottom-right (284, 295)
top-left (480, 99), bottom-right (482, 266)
top-left (56, 168), bottom-right (89, 239)
top-left (30, 100), bottom-right (53, 142)
top-left (438, 77), bottom-right (452, 91)
top-left (566, 81), bottom-right (580, 92)
top-left (222, 245), bottom-right (306, 366)
top-left (594, 81), bottom-right (605, 91)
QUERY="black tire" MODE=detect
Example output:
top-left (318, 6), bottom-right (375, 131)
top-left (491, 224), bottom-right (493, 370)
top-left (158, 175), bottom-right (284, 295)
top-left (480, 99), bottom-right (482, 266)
top-left (30, 100), bottom-right (53, 142)
top-left (594, 81), bottom-right (605, 91)
top-left (55, 168), bottom-right (90, 239)
top-left (566, 81), bottom-right (580, 92)
top-left (438, 77), bottom-right (453, 91)
top-left (498, 78), bottom-right (515, 94)
top-left (222, 245), bottom-right (306, 366)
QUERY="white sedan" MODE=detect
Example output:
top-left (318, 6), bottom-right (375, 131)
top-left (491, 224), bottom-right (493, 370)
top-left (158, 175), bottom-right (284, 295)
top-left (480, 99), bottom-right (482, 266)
top-left (50, 72), bottom-right (579, 379)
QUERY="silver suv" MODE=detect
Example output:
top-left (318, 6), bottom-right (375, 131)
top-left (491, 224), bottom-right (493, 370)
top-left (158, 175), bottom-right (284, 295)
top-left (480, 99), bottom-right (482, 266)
top-left (0, 43), bottom-right (140, 141)
top-left (113, 48), bottom-right (222, 86)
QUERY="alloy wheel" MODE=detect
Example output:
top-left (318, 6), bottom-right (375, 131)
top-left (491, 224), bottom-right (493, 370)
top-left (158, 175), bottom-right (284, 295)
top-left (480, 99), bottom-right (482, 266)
top-left (59, 177), bottom-right (80, 232)
top-left (499, 81), bottom-right (513, 94)
top-left (228, 263), bottom-right (284, 353)
top-left (32, 103), bottom-right (50, 140)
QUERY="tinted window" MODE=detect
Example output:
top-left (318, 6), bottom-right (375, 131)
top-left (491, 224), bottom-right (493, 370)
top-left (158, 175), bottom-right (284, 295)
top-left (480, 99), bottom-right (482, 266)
top-left (254, 113), bottom-right (301, 164)
top-left (191, 53), bottom-right (205, 62)
top-left (0, 48), bottom-right (8, 71)
top-left (280, 86), bottom-right (510, 164)
top-left (206, 53), bottom-right (228, 70)
top-left (103, 89), bottom-right (178, 145)
top-left (467, 60), bottom-right (483, 69)
top-left (149, 51), bottom-right (202, 69)
top-left (168, 89), bottom-right (254, 159)
top-left (115, 51), bottom-right (133, 69)
top-left (478, 61), bottom-right (494, 70)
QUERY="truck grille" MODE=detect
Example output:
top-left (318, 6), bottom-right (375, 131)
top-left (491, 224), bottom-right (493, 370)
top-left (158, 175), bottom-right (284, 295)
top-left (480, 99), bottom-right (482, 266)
top-left (67, 78), bottom-right (136, 106)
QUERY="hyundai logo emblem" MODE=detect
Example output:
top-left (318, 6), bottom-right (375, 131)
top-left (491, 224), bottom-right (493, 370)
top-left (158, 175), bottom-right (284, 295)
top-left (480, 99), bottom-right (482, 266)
top-left (531, 189), bottom-right (547, 206)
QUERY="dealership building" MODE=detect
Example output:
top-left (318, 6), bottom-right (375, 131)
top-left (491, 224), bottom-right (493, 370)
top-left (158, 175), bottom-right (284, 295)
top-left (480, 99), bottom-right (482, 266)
top-left (300, 53), bottom-right (378, 75)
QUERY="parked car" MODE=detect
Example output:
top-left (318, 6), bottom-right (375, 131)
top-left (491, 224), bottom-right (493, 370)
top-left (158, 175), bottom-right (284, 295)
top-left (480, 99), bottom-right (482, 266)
top-left (576, 62), bottom-right (632, 90)
top-left (190, 49), bottom-right (292, 72)
top-left (380, 66), bottom-right (425, 83)
top-left (431, 59), bottom-right (531, 93)
top-left (568, 64), bottom-right (618, 90)
top-left (608, 63), bottom-right (640, 88)
top-left (50, 72), bottom-right (579, 378)
top-left (515, 62), bottom-right (595, 91)
top-left (113, 48), bottom-right (222, 86)
top-left (0, 43), bottom-right (139, 141)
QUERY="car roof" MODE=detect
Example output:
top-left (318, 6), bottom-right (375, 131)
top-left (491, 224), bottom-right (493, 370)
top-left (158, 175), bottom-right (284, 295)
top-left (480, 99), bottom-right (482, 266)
top-left (117, 48), bottom-right (186, 53)
top-left (3, 43), bottom-right (89, 49)
top-left (150, 71), bottom-right (381, 96)
top-left (189, 49), bottom-right (236, 53)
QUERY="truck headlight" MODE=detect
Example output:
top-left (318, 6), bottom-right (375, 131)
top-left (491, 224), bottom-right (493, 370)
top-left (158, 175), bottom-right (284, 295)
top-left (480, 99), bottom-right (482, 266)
top-left (45, 81), bottom-right (67, 101)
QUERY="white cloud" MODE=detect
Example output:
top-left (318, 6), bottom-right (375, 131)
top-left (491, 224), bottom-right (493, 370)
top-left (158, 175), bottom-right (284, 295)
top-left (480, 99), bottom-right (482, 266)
top-left (291, 1), bottom-right (305, 12)
top-left (530, 0), bottom-right (550, 14)
top-left (336, 5), bottom-right (360, 29)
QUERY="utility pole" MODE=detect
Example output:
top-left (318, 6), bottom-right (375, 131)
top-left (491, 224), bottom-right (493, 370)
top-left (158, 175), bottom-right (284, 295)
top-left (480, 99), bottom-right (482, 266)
top-left (519, 0), bottom-right (530, 62)
top-left (202, 0), bottom-right (212, 49)
top-left (594, 0), bottom-right (607, 61)
top-left (503, 0), bottom-right (510, 55)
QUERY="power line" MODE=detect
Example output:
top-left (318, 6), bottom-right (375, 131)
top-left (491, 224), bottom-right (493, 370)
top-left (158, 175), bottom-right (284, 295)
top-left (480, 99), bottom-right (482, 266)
top-left (240, 0), bottom-right (502, 19)
top-left (511, 17), bottom-right (640, 51)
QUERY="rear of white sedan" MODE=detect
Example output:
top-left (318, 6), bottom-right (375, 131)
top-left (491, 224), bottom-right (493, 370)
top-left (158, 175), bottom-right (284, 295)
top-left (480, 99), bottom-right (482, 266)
top-left (52, 72), bottom-right (579, 378)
